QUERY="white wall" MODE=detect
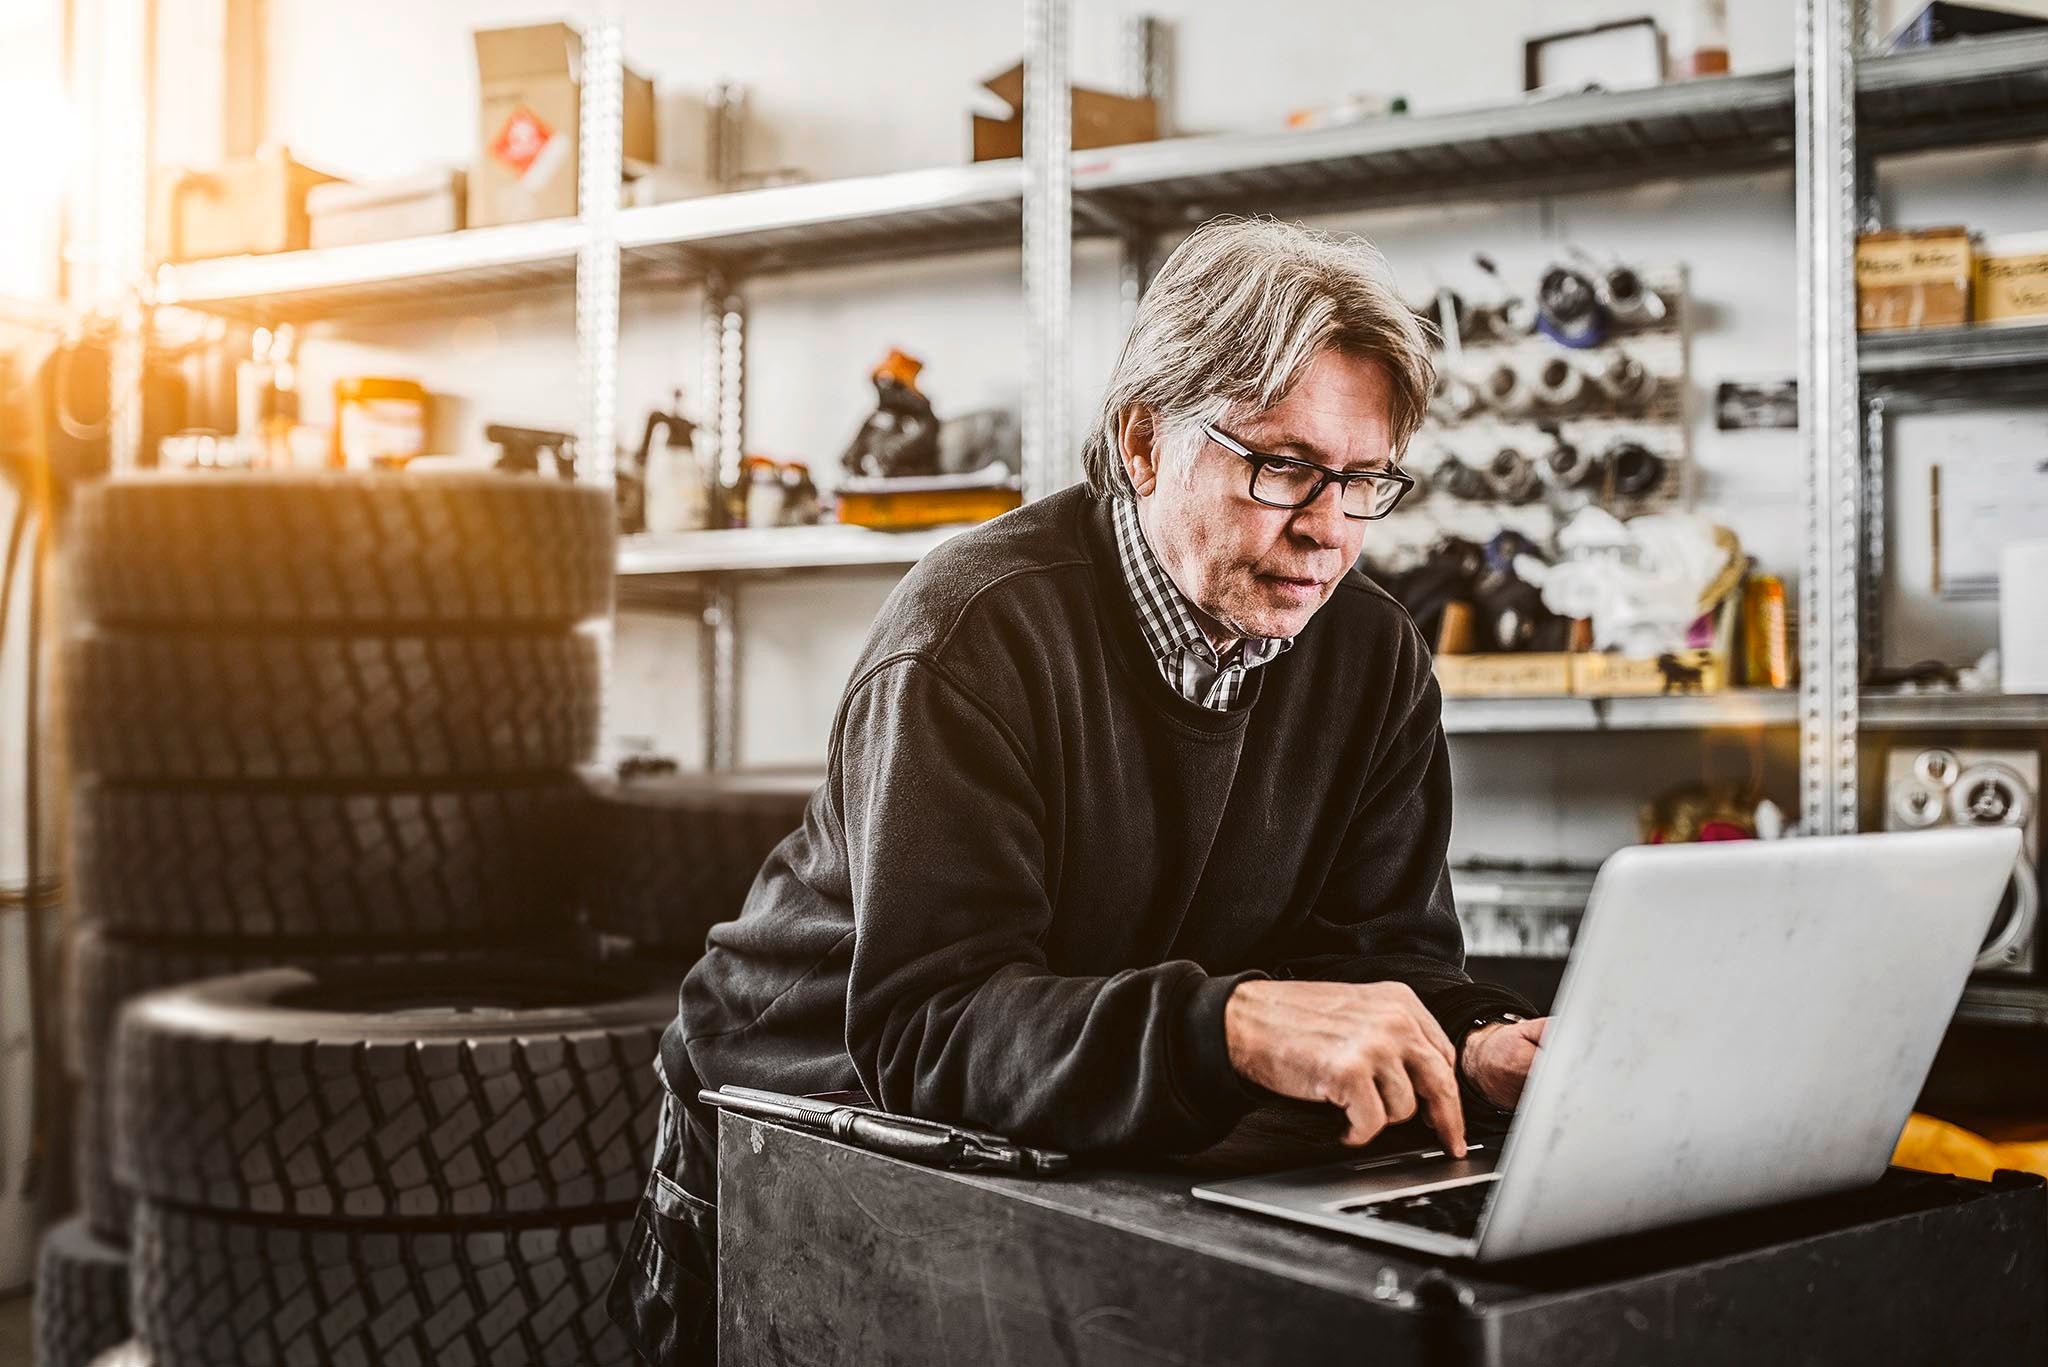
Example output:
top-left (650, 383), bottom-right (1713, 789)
top-left (225, 0), bottom-right (2047, 854)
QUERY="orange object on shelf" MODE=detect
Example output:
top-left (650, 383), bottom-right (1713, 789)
top-left (873, 349), bottom-right (926, 394)
top-left (836, 483), bottom-right (1021, 531)
top-left (331, 377), bottom-right (429, 469)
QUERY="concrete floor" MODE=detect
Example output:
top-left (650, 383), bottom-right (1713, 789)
top-left (0, 1288), bottom-right (31, 1365)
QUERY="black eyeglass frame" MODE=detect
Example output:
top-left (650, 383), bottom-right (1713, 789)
top-left (1201, 421), bottom-right (1416, 520)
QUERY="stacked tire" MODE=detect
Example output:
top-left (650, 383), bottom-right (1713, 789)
top-left (37, 471), bottom-right (627, 1367)
top-left (114, 958), bottom-right (671, 1366)
top-left (580, 762), bottom-right (822, 961)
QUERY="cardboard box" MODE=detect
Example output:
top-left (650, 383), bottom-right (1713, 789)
top-left (471, 22), bottom-right (657, 229)
top-left (1571, 649), bottom-right (1726, 697)
top-left (1855, 227), bottom-right (1972, 331)
top-left (150, 147), bottom-right (342, 264)
top-left (971, 62), bottom-right (1158, 162)
top-left (1433, 652), bottom-right (1575, 698)
top-left (308, 169), bottom-right (465, 248)
top-left (1976, 232), bottom-right (2048, 325)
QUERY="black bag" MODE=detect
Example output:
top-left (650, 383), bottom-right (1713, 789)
top-left (608, 1084), bottom-right (721, 1365)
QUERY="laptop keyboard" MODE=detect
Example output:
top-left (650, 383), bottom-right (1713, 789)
top-left (1343, 1179), bottom-right (1496, 1239)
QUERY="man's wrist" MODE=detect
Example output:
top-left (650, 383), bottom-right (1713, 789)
top-left (1456, 1011), bottom-right (1526, 1105)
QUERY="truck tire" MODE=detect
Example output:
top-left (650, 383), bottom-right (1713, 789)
top-left (33, 1217), bottom-right (132, 1367)
top-left (72, 777), bottom-right (583, 942)
top-left (115, 959), bottom-right (671, 1221)
top-left (69, 628), bottom-right (601, 782)
top-left (581, 767), bottom-right (818, 953)
top-left (68, 933), bottom-right (518, 1243)
top-left (131, 1201), bottom-right (636, 1367)
top-left (71, 472), bottom-right (614, 629)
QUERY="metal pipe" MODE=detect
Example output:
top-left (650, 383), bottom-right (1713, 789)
top-left (1531, 355), bottom-right (1587, 411)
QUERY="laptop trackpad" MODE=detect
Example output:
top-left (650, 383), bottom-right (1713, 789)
top-left (1325, 1145), bottom-right (1501, 1205)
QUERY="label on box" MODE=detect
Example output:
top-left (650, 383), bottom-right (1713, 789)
top-left (1979, 252), bottom-right (2048, 323)
top-left (490, 105), bottom-right (556, 178)
top-left (1855, 234), bottom-right (1971, 287)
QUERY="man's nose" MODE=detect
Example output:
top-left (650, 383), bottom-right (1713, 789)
top-left (1289, 478), bottom-right (1351, 546)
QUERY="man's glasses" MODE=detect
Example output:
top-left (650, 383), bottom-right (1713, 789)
top-left (1201, 422), bottom-right (1415, 520)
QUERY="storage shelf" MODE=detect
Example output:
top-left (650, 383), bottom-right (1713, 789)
top-left (1955, 982), bottom-right (2048, 1029)
top-left (619, 161), bottom-right (1026, 279)
top-left (141, 32), bottom-right (2048, 320)
top-left (1861, 322), bottom-right (2048, 381)
top-left (1442, 690), bottom-right (1797, 735)
top-left (616, 522), bottom-right (972, 576)
top-left (1859, 31), bottom-right (2048, 155)
top-left (1861, 690), bottom-right (2048, 730)
top-left (151, 218), bottom-right (587, 321)
top-left (1076, 70), bottom-right (1801, 227)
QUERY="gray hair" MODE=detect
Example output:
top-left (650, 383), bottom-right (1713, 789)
top-left (1081, 217), bottom-right (1436, 499)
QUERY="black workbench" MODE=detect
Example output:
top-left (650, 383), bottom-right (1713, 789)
top-left (715, 1108), bottom-right (2047, 1366)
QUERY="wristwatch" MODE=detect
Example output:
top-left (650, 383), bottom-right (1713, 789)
top-left (1458, 1010), bottom-right (1526, 1077)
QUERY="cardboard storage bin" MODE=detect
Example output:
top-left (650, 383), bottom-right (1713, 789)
top-left (1571, 649), bottom-right (1726, 696)
top-left (1976, 232), bottom-right (2048, 325)
top-left (971, 62), bottom-right (1158, 162)
top-left (308, 170), bottom-right (465, 248)
top-left (1433, 652), bottom-right (1575, 698)
top-left (471, 22), bottom-right (656, 228)
top-left (150, 147), bottom-right (342, 264)
top-left (1855, 227), bottom-right (1972, 331)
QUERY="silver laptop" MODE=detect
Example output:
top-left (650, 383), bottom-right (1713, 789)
top-left (1192, 827), bottom-right (2023, 1262)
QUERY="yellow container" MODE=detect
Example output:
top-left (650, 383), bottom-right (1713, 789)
top-left (332, 377), bottom-right (429, 469)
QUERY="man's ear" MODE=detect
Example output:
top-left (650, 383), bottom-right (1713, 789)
top-left (1118, 408), bottom-right (1161, 497)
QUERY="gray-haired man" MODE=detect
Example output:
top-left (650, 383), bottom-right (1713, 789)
top-left (614, 218), bottom-right (1546, 1363)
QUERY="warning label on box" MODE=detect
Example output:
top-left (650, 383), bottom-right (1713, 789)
top-left (489, 106), bottom-right (555, 179)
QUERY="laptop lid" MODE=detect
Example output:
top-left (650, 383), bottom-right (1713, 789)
top-left (1476, 827), bottom-right (2020, 1261)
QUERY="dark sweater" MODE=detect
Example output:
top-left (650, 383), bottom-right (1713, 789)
top-left (667, 485), bottom-right (1534, 1153)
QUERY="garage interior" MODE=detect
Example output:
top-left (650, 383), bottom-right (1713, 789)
top-left (4, 1), bottom-right (2048, 1364)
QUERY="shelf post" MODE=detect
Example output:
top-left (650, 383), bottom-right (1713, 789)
top-left (576, 14), bottom-right (625, 485)
top-left (1795, 0), bottom-right (1864, 837)
top-left (1023, 0), bottom-right (1073, 500)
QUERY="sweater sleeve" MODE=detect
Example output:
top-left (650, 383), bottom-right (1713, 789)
top-left (1268, 642), bottom-right (1538, 1054)
top-left (836, 655), bottom-right (1261, 1154)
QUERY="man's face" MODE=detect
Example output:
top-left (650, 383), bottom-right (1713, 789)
top-left (1127, 348), bottom-right (1397, 644)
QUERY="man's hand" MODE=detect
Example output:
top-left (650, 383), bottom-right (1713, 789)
top-left (1223, 980), bottom-right (1467, 1155)
top-left (1460, 1017), bottom-right (1548, 1110)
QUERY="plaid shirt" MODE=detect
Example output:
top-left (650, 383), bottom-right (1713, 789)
top-left (1110, 495), bottom-right (1294, 712)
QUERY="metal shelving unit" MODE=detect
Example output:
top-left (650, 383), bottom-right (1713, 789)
top-left (121, 9), bottom-right (2048, 790)
top-left (138, 32), bottom-right (2048, 320)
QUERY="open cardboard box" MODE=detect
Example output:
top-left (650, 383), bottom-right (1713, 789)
top-left (971, 62), bottom-right (1158, 162)
top-left (471, 22), bottom-right (657, 228)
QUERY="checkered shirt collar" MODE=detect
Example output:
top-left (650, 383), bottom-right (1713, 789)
top-left (1109, 494), bottom-right (1293, 710)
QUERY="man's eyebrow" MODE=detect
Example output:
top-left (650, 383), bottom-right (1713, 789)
top-left (1254, 431), bottom-right (1392, 473)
